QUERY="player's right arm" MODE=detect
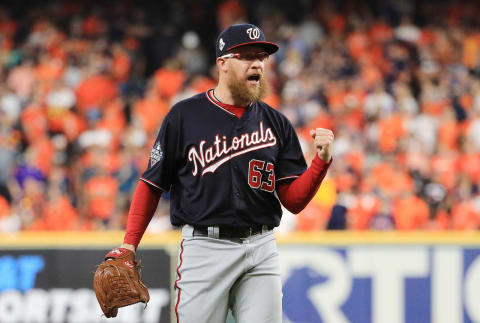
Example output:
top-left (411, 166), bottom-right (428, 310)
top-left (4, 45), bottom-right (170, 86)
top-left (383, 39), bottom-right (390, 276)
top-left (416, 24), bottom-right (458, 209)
top-left (121, 106), bottom-right (181, 252)
top-left (121, 180), bottom-right (163, 252)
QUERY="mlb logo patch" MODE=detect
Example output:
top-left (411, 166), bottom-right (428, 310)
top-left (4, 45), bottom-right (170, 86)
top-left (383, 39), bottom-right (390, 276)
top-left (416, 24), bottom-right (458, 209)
top-left (150, 142), bottom-right (163, 167)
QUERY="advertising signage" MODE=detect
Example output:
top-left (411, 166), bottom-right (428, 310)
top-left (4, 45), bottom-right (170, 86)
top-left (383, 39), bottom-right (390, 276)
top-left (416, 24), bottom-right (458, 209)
top-left (280, 245), bottom-right (480, 323)
top-left (0, 249), bottom-right (171, 323)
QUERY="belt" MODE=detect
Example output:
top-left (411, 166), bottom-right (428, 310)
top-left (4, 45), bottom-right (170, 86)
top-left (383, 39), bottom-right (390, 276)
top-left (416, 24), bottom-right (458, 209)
top-left (192, 225), bottom-right (272, 239)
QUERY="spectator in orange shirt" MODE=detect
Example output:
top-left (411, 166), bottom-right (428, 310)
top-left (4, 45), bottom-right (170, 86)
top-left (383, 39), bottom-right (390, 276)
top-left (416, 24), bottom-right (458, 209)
top-left (392, 192), bottom-right (430, 230)
top-left (348, 193), bottom-right (381, 230)
top-left (378, 112), bottom-right (407, 153)
top-left (29, 166), bottom-right (78, 230)
top-left (296, 202), bottom-right (330, 231)
top-left (96, 98), bottom-right (127, 141)
top-left (76, 74), bottom-right (118, 113)
top-left (153, 60), bottom-right (186, 100)
top-left (112, 44), bottom-right (131, 82)
top-left (451, 200), bottom-right (479, 230)
top-left (430, 145), bottom-right (459, 191)
top-left (347, 26), bottom-right (370, 62)
top-left (132, 86), bottom-right (170, 134)
top-left (35, 53), bottom-right (64, 84)
top-left (437, 108), bottom-right (460, 151)
top-left (369, 18), bottom-right (394, 43)
top-left (371, 161), bottom-right (414, 198)
top-left (217, 0), bottom-right (247, 30)
top-left (30, 192), bottom-right (78, 231)
top-left (451, 175), bottom-right (479, 230)
top-left (83, 169), bottom-right (119, 226)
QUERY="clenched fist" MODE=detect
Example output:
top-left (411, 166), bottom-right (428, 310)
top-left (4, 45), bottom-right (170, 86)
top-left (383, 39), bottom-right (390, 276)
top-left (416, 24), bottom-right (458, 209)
top-left (310, 128), bottom-right (334, 162)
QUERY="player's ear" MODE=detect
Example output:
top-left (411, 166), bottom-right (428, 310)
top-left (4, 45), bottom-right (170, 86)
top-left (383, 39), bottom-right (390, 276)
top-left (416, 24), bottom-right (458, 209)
top-left (216, 57), bottom-right (228, 73)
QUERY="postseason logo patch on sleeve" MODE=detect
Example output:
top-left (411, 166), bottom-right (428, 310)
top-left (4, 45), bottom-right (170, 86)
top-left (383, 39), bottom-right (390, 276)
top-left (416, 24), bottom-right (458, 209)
top-left (150, 142), bottom-right (164, 167)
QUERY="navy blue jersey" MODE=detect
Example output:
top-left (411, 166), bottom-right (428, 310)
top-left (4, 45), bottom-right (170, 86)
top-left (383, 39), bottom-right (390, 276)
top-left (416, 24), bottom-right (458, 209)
top-left (141, 90), bottom-right (307, 227)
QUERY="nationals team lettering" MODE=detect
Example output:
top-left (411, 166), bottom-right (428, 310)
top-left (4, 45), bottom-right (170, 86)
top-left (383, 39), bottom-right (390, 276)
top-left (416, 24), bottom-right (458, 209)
top-left (188, 121), bottom-right (277, 176)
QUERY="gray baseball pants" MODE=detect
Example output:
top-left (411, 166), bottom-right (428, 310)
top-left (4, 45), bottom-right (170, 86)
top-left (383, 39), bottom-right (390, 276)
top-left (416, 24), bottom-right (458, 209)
top-left (174, 224), bottom-right (282, 323)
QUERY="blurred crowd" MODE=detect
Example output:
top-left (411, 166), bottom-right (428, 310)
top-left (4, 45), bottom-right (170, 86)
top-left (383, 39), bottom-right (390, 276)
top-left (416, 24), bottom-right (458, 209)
top-left (1, 0), bottom-right (480, 233)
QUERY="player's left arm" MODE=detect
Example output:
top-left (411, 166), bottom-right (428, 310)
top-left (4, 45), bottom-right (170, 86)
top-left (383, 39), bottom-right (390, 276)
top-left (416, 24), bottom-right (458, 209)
top-left (309, 128), bottom-right (334, 164)
top-left (276, 128), bottom-right (334, 214)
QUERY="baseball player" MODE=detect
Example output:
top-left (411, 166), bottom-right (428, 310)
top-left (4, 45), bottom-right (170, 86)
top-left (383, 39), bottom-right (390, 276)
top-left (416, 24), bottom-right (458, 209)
top-left (112, 23), bottom-right (333, 323)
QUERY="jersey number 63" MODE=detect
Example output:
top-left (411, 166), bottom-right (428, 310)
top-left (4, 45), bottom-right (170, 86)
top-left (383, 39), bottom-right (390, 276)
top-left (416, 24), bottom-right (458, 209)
top-left (248, 159), bottom-right (275, 192)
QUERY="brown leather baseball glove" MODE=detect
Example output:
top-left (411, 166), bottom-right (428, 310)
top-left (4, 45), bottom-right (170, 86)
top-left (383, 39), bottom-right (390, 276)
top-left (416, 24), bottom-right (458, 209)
top-left (93, 248), bottom-right (150, 318)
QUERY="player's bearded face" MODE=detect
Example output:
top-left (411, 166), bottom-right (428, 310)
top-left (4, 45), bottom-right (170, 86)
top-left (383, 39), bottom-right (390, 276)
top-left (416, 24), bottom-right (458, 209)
top-left (227, 66), bottom-right (269, 106)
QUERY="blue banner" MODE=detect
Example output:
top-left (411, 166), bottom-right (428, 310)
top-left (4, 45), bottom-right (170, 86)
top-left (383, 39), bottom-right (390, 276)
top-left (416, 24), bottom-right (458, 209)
top-left (280, 245), bottom-right (480, 323)
top-left (0, 249), bottom-right (170, 323)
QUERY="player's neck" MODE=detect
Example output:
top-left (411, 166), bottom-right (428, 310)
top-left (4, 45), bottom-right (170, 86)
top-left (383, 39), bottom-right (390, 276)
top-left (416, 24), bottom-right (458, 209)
top-left (213, 84), bottom-right (235, 105)
top-left (214, 85), bottom-right (250, 107)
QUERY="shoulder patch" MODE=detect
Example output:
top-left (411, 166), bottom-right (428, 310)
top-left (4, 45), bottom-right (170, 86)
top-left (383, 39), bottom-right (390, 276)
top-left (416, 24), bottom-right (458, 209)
top-left (150, 142), bottom-right (164, 167)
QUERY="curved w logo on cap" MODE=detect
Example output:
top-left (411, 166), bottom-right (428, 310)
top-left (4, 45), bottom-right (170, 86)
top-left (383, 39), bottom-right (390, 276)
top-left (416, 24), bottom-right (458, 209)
top-left (246, 27), bottom-right (260, 40)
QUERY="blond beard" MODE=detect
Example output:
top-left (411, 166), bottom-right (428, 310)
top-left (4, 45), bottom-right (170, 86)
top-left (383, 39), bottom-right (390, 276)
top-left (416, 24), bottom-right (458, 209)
top-left (227, 72), bottom-right (269, 106)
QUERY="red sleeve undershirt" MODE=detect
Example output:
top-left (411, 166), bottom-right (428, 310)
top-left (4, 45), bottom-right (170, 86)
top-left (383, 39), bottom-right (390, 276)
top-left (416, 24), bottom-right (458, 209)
top-left (123, 180), bottom-right (162, 250)
top-left (277, 154), bottom-right (332, 214)
top-left (124, 157), bottom-right (331, 249)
